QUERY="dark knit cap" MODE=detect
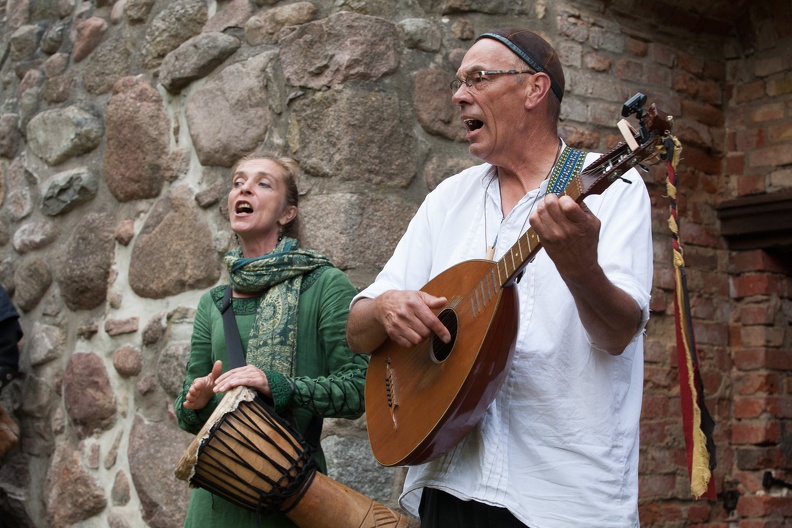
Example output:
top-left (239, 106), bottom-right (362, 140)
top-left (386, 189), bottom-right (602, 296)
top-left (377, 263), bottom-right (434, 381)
top-left (475, 28), bottom-right (565, 102)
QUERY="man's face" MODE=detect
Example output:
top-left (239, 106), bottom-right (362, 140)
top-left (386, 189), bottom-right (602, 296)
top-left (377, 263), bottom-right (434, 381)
top-left (452, 39), bottom-right (530, 164)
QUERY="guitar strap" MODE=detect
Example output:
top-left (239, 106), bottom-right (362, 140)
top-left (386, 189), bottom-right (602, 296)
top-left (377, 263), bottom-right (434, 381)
top-left (546, 146), bottom-right (588, 195)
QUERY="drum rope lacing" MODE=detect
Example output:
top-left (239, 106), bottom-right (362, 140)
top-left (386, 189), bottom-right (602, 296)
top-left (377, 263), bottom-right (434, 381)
top-left (190, 395), bottom-right (318, 516)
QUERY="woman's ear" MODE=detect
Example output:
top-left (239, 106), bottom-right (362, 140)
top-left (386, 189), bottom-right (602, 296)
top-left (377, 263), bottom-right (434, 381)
top-left (279, 205), bottom-right (298, 227)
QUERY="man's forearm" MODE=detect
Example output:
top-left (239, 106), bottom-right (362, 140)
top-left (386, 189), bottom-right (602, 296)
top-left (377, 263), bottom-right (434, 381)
top-left (563, 265), bottom-right (643, 355)
top-left (346, 298), bottom-right (388, 354)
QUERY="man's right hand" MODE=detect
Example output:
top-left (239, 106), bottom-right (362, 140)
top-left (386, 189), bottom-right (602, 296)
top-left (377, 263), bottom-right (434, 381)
top-left (346, 290), bottom-right (449, 354)
top-left (375, 290), bottom-right (450, 348)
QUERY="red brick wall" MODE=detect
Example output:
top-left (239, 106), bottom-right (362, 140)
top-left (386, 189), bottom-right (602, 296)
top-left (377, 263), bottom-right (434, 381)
top-left (626, 2), bottom-right (792, 526)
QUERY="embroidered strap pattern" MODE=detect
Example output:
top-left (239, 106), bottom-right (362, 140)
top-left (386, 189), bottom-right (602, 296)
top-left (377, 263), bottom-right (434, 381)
top-left (546, 146), bottom-right (587, 195)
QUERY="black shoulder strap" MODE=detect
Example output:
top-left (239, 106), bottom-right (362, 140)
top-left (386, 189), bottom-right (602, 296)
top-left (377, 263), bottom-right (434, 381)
top-left (220, 286), bottom-right (246, 370)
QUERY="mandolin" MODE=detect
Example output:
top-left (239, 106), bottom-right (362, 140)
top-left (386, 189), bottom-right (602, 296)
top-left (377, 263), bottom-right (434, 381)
top-left (365, 95), bottom-right (674, 467)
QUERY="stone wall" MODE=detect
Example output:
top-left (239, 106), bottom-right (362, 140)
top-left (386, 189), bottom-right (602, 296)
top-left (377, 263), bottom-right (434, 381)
top-left (0, 0), bottom-right (790, 527)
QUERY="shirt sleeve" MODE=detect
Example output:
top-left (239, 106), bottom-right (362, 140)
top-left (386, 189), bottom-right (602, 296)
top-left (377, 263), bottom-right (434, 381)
top-left (0, 287), bottom-right (21, 389)
top-left (0, 318), bottom-right (21, 391)
top-left (352, 188), bottom-right (440, 304)
top-left (288, 268), bottom-right (369, 419)
top-left (584, 163), bottom-right (654, 343)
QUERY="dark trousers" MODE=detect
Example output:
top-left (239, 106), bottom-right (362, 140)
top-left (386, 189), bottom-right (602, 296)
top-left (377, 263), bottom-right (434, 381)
top-left (418, 488), bottom-right (528, 528)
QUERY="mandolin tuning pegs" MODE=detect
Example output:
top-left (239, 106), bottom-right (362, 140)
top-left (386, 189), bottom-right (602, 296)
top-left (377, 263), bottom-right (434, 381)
top-left (622, 92), bottom-right (647, 117)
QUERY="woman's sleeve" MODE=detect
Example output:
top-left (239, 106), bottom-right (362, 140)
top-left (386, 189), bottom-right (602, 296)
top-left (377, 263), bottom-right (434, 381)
top-left (175, 292), bottom-right (224, 434)
top-left (271, 268), bottom-right (368, 419)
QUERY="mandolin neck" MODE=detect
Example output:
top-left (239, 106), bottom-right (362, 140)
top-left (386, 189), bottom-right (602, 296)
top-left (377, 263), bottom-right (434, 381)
top-left (495, 159), bottom-right (590, 288)
top-left (495, 135), bottom-right (656, 287)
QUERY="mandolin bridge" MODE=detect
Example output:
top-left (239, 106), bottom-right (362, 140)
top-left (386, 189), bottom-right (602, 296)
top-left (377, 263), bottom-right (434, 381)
top-left (384, 358), bottom-right (398, 429)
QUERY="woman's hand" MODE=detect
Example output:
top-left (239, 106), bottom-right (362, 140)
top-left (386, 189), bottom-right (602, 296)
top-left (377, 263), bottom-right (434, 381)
top-left (214, 365), bottom-right (271, 397)
top-left (183, 360), bottom-right (223, 410)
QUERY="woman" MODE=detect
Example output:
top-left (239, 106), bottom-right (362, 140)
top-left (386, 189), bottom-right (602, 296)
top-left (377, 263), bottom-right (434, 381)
top-left (175, 153), bottom-right (368, 527)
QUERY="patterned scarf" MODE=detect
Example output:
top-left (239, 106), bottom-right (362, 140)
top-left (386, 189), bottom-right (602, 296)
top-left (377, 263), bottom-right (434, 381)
top-left (223, 237), bottom-right (333, 376)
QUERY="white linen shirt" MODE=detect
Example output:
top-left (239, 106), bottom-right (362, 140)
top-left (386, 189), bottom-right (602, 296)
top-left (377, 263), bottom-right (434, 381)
top-left (354, 149), bottom-right (653, 528)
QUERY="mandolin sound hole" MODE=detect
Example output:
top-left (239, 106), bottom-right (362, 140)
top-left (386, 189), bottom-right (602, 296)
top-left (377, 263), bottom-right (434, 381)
top-left (430, 309), bottom-right (458, 363)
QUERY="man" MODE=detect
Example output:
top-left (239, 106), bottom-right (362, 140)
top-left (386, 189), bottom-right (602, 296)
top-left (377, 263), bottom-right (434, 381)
top-left (347, 28), bottom-right (652, 527)
top-left (0, 285), bottom-right (21, 394)
top-left (0, 285), bottom-right (22, 460)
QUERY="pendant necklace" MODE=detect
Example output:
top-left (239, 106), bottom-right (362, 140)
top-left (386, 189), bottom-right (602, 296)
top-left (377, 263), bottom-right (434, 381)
top-left (484, 140), bottom-right (562, 260)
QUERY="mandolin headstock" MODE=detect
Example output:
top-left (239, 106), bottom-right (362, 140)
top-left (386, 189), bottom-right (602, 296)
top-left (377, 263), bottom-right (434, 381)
top-left (642, 103), bottom-right (673, 139)
top-left (574, 94), bottom-right (673, 199)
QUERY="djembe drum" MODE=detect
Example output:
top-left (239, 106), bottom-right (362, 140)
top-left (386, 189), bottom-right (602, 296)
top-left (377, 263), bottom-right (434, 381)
top-left (175, 386), bottom-right (418, 528)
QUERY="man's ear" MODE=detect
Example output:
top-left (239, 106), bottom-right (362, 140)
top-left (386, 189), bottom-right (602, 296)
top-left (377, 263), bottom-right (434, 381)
top-left (524, 72), bottom-right (553, 110)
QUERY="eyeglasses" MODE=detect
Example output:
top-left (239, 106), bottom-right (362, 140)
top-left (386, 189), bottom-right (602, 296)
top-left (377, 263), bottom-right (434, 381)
top-left (450, 69), bottom-right (536, 93)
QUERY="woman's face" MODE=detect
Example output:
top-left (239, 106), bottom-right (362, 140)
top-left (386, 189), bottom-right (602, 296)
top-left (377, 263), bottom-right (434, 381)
top-left (227, 158), bottom-right (296, 244)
